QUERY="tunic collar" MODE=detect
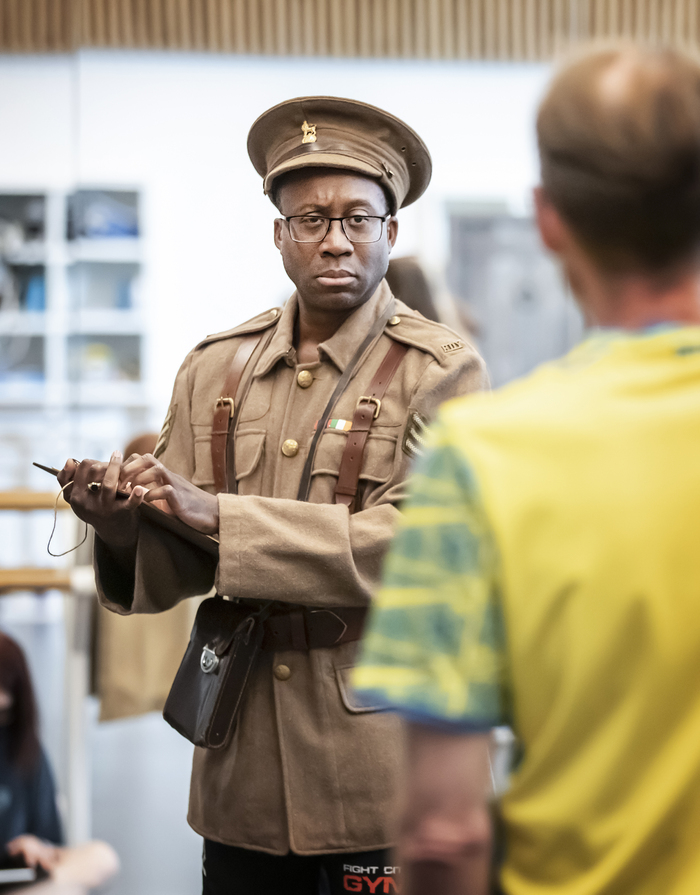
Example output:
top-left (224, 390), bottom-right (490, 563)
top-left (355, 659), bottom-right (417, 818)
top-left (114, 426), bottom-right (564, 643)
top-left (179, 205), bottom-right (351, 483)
top-left (254, 279), bottom-right (393, 376)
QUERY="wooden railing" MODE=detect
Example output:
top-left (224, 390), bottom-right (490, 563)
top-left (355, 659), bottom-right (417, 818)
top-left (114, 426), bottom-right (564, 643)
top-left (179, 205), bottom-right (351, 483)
top-left (0, 490), bottom-right (71, 593)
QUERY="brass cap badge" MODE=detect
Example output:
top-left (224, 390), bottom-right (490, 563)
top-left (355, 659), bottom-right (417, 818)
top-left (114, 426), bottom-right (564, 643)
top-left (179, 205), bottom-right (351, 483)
top-left (301, 120), bottom-right (317, 144)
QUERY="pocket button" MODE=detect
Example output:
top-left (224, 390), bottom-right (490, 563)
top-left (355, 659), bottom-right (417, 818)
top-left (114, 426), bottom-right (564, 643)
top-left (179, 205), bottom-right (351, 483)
top-left (274, 664), bottom-right (292, 681)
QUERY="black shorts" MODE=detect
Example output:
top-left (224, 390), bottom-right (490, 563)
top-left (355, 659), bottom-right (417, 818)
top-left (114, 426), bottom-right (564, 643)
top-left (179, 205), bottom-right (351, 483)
top-left (202, 840), bottom-right (401, 895)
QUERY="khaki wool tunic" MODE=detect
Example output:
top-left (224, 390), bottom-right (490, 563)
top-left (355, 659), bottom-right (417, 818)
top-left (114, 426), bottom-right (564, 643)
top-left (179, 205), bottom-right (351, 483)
top-left (96, 280), bottom-right (487, 855)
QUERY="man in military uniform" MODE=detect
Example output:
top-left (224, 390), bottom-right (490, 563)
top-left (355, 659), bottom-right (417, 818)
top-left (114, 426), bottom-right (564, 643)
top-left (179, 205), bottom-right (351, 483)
top-left (58, 97), bottom-right (487, 894)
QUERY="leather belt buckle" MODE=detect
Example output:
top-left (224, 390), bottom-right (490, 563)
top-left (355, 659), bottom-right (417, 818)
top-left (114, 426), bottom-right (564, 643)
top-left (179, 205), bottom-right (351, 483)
top-left (214, 397), bottom-right (235, 418)
top-left (356, 396), bottom-right (381, 419)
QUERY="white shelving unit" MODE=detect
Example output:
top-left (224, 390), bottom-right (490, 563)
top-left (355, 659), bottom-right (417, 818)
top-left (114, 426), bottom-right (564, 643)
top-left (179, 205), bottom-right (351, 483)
top-left (0, 188), bottom-right (152, 493)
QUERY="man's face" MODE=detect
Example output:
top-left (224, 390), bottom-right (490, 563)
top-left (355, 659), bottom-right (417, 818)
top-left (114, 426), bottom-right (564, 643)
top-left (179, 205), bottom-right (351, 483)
top-left (273, 169), bottom-right (398, 316)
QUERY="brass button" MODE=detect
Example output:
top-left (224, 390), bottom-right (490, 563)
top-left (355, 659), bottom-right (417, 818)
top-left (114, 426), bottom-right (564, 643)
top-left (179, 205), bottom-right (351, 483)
top-left (274, 664), bottom-right (291, 681)
top-left (297, 370), bottom-right (313, 389)
top-left (388, 315), bottom-right (401, 325)
top-left (281, 439), bottom-right (299, 457)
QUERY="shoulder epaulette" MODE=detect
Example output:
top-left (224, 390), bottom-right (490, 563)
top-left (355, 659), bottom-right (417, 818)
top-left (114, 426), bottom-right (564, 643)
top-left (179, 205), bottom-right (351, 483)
top-left (384, 300), bottom-right (472, 365)
top-left (194, 307), bottom-right (281, 351)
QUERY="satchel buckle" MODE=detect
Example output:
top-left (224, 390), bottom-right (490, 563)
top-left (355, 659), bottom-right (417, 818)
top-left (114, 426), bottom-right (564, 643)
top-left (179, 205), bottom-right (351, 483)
top-left (357, 396), bottom-right (381, 419)
top-left (200, 646), bottom-right (220, 674)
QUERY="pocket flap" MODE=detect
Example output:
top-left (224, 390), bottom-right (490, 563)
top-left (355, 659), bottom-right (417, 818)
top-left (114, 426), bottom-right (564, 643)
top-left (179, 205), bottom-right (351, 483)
top-left (335, 664), bottom-right (387, 714)
top-left (312, 431), bottom-right (396, 484)
top-left (234, 430), bottom-right (266, 481)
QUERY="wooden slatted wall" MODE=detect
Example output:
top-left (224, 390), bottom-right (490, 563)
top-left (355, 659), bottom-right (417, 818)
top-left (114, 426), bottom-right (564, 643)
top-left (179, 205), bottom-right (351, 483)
top-left (1, 0), bottom-right (699, 59)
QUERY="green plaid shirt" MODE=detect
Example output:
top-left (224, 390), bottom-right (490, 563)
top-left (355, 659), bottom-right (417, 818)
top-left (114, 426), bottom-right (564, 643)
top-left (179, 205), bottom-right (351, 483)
top-left (353, 410), bottom-right (510, 730)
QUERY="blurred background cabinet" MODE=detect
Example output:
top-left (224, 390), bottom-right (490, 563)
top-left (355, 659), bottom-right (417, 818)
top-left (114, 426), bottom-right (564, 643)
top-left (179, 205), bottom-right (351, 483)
top-left (448, 209), bottom-right (585, 387)
top-left (0, 188), bottom-right (150, 493)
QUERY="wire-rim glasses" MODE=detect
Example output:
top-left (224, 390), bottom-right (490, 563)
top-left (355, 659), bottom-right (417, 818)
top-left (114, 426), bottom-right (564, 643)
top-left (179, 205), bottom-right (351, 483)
top-left (284, 214), bottom-right (390, 244)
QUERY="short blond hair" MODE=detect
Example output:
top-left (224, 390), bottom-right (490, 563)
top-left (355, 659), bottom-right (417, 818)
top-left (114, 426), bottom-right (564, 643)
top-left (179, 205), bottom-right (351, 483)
top-left (538, 44), bottom-right (700, 273)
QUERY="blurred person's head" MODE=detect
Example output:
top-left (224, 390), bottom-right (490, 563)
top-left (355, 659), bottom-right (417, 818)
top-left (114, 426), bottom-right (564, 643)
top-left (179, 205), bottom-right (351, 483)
top-left (124, 432), bottom-right (158, 459)
top-left (536, 44), bottom-right (700, 321)
top-left (385, 256), bottom-right (440, 322)
top-left (0, 633), bottom-right (40, 772)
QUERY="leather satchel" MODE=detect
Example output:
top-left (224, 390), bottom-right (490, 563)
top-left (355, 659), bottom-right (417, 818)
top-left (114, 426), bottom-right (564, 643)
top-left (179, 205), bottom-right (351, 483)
top-left (163, 597), bottom-right (268, 749)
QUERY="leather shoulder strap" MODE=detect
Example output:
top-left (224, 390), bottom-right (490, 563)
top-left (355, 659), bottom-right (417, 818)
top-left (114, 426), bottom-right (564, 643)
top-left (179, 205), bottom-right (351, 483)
top-left (211, 333), bottom-right (262, 494)
top-left (296, 297), bottom-right (395, 503)
top-left (334, 339), bottom-right (409, 511)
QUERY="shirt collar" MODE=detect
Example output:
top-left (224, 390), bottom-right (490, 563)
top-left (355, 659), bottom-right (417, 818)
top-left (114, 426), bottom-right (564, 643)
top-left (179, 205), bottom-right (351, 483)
top-left (254, 279), bottom-right (393, 376)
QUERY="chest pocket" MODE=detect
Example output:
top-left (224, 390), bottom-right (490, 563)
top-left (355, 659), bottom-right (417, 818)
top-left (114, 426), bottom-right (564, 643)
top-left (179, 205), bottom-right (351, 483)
top-left (311, 429), bottom-right (396, 489)
top-left (191, 430), bottom-right (266, 494)
top-left (233, 430), bottom-right (266, 495)
top-left (238, 376), bottom-right (272, 423)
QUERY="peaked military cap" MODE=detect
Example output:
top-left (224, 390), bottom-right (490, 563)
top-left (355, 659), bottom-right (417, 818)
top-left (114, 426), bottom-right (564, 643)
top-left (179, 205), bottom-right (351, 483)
top-left (247, 96), bottom-right (432, 211)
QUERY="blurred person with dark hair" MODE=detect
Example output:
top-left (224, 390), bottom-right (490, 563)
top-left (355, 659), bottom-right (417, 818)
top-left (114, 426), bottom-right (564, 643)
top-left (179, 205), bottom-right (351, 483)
top-left (385, 256), bottom-right (478, 339)
top-left (355, 44), bottom-right (700, 895)
top-left (0, 634), bottom-right (118, 891)
top-left (0, 632), bottom-right (61, 867)
top-left (385, 257), bottom-right (440, 322)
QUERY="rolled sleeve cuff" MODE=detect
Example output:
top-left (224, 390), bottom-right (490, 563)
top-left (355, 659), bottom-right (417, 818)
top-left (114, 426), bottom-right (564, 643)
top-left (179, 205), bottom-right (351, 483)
top-left (216, 492), bottom-right (242, 596)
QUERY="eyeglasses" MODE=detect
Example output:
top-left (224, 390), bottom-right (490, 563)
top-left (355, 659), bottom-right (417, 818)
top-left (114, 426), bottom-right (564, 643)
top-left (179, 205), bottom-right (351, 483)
top-left (284, 214), bottom-right (390, 244)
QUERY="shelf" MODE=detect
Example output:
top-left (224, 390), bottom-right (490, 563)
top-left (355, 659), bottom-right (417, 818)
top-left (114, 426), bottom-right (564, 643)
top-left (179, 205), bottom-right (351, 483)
top-left (67, 381), bottom-right (149, 407)
top-left (0, 311), bottom-right (46, 335)
top-left (68, 310), bottom-right (144, 334)
top-left (68, 238), bottom-right (141, 264)
top-left (3, 241), bottom-right (46, 266)
top-left (0, 379), bottom-right (46, 405)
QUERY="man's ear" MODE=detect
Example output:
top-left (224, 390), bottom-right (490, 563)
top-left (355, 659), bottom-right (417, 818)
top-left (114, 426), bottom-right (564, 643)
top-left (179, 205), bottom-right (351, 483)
top-left (273, 218), bottom-right (284, 251)
top-left (387, 216), bottom-right (398, 250)
top-left (534, 186), bottom-right (567, 254)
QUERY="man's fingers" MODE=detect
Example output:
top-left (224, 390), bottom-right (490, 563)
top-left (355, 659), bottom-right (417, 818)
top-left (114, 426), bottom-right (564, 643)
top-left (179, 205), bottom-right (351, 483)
top-left (126, 486), bottom-right (147, 508)
top-left (101, 451), bottom-right (122, 495)
top-left (120, 453), bottom-right (158, 482)
top-left (73, 459), bottom-right (106, 492)
top-left (126, 468), bottom-right (163, 489)
top-left (143, 484), bottom-right (176, 505)
top-left (57, 458), bottom-right (78, 488)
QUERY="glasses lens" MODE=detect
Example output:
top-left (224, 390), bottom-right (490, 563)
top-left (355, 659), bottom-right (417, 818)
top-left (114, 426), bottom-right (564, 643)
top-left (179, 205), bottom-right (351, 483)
top-left (289, 216), bottom-right (329, 242)
top-left (343, 216), bottom-right (383, 243)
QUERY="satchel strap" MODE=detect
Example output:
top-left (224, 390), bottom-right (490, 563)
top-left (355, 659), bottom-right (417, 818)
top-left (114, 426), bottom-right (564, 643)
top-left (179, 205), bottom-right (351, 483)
top-left (334, 339), bottom-right (409, 510)
top-left (211, 333), bottom-right (263, 494)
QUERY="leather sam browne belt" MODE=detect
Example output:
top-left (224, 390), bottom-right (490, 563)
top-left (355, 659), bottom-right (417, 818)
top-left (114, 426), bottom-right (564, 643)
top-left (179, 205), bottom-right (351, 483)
top-left (258, 605), bottom-right (367, 651)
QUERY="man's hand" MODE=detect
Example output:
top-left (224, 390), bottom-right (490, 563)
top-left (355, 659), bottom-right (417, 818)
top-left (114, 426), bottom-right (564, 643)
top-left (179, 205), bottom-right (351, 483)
top-left (120, 453), bottom-right (219, 535)
top-left (6, 834), bottom-right (61, 874)
top-left (398, 724), bottom-right (493, 895)
top-left (57, 452), bottom-right (146, 551)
